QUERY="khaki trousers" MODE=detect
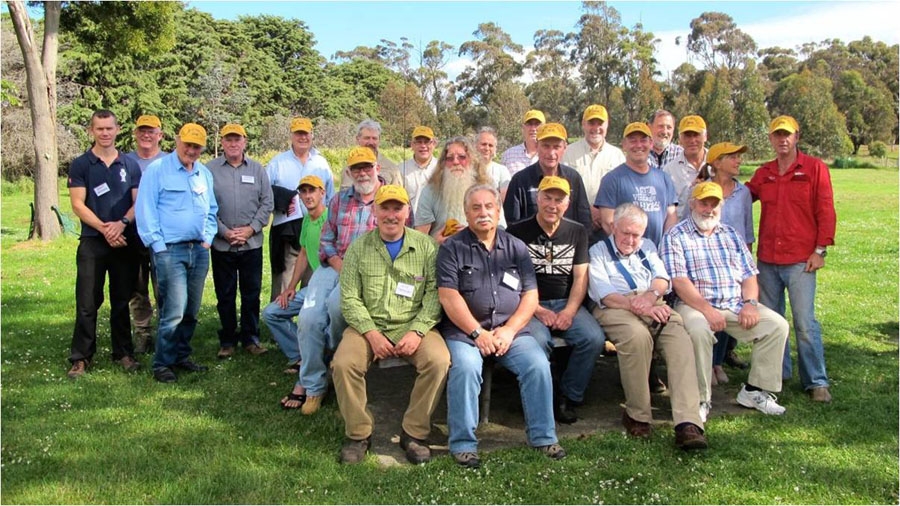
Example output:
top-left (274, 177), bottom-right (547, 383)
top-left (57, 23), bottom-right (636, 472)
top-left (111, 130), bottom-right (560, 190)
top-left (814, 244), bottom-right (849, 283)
top-left (331, 327), bottom-right (450, 440)
top-left (594, 304), bottom-right (702, 428)
top-left (675, 302), bottom-right (789, 402)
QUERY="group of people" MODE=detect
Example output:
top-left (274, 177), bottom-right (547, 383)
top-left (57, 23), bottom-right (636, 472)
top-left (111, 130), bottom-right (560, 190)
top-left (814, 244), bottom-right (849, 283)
top-left (65, 104), bottom-right (835, 468)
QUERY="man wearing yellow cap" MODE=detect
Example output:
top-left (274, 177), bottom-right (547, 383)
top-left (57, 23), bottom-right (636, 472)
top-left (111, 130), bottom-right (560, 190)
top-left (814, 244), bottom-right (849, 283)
top-left (746, 115), bottom-right (836, 403)
top-left (332, 185), bottom-right (449, 465)
top-left (507, 176), bottom-right (604, 424)
top-left (663, 115), bottom-right (708, 213)
top-left (265, 117), bottom-right (334, 301)
top-left (207, 124), bottom-right (274, 359)
top-left (648, 109), bottom-right (684, 170)
top-left (500, 109), bottom-right (545, 175)
top-left (399, 125), bottom-right (438, 212)
top-left (339, 119), bottom-right (403, 189)
top-left (661, 181), bottom-right (790, 418)
top-left (562, 104), bottom-right (625, 231)
top-left (136, 123), bottom-right (219, 383)
top-left (126, 114), bottom-right (168, 354)
top-left (504, 123), bottom-right (592, 233)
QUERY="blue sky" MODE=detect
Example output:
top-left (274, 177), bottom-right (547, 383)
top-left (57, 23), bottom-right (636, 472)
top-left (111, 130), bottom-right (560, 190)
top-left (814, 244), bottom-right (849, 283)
top-left (189, 0), bottom-right (900, 77)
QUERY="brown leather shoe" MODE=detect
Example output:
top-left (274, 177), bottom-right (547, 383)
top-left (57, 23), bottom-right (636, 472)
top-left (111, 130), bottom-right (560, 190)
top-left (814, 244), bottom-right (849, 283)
top-left (67, 359), bottom-right (88, 379)
top-left (244, 343), bottom-right (268, 355)
top-left (622, 410), bottom-right (652, 439)
top-left (809, 386), bottom-right (832, 403)
top-left (399, 431), bottom-right (432, 464)
top-left (340, 437), bottom-right (370, 464)
top-left (675, 423), bottom-right (708, 451)
top-left (217, 346), bottom-right (235, 359)
top-left (118, 356), bottom-right (141, 373)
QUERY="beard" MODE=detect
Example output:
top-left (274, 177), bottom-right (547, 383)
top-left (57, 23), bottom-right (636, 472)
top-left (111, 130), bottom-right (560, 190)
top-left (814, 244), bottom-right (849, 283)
top-left (440, 168), bottom-right (477, 223)
top-left (692, 210), bottom-right (721, 232)
top-left (653, 137), bottom-right (670, 151)
top-left (353, 177), bottom-right (377, 196)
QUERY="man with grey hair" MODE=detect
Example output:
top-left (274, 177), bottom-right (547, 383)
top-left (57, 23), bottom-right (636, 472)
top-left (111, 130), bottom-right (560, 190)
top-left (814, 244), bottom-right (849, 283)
top-left (663, 115), bottom-right (709, 214)
top-left (588, 203), bottom-right (706, 449)
top-left (648, 110), bottom-right (684, 170)
top-left (340, 119), bottom-right (402, 189)
top-left (475, 126), bottom-right (512, 203)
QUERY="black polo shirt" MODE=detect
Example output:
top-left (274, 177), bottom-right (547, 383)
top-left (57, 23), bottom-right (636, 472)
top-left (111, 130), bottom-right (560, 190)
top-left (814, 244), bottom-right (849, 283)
top-left (436, 227), bottom-right (537, 344)
top-left (502, 162), bottom-right (592, 232)
top-left (67, 149), bottom-right (141, 238)
top-left (506, 216), bottom-right (589, 301)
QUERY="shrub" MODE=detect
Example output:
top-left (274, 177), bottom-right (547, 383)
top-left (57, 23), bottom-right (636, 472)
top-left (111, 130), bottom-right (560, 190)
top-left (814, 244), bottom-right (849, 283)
top-left (869, 141), bottom-right (887, 158)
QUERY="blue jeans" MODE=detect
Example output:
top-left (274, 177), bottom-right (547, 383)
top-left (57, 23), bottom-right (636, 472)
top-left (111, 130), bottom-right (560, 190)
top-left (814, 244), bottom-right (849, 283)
top-left (529, 300), bottom-right (604, 403)
top-left (261, 287), bottom-right (308, 364)
top-left (151, 242), bottom-right (209, 369)
top-left (446, 336), bottom-right (558, 453)
top-left (757, 261), bottom-right (829, 390)
top-left (297, 267), bottom-right (346, 396)
top-left (712, 332), bottom-right (737, 366)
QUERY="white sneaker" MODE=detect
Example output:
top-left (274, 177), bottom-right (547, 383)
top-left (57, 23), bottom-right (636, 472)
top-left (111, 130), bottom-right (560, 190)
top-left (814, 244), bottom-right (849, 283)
top-left (736, 384), bottom-right (786, 415)
top-left (699, 401), bottom-right (711, 423)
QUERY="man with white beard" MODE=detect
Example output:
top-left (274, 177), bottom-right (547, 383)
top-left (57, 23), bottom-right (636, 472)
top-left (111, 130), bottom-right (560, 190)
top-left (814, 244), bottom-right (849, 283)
top-left (415, 136), bottom-right (505, 243)
top-left (660, 182), bottom-right (790, 421)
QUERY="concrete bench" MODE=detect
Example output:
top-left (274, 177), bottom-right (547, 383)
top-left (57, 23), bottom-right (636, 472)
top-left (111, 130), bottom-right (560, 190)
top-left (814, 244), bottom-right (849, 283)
top-left (377, 336), bottom-right (569, 425)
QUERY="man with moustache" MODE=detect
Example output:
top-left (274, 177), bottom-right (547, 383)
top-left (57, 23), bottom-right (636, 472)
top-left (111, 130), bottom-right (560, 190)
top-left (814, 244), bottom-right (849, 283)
top-left (661, 182), bottom-right (790, 419)
top-left (746, 115), bottom-right (836, 403)
top-left (438, 184), bottom-right (565, 469)
top-left (266, 117), bottom-right (334, 300)
top-left (507, 176), bottom-right (604, 424)
top-left (504, 123), bottom-right (592, 233)
top-left (332, 185), bottom-right (449, 465)
top-left (208, 124), bottom-right (273, 359)
top-left (475, 126), bottom-right (512, 203)
top-left (662, 115), bottom-right (709, 214)
top-left (399, 125), bottom-right (438, 212)
top-left (500, 109), bottom-right (545, 175)
top-left (137, 123), bottom-right (219, 383)
top-left (126, 114), bottom-right (168, 354)
top-left (66, 109), bottom-right (143, 379)
top-left (339, 119), bottom-right (403, 189)
top-left (562, 104), bottom-right (625, 235)
top-left (647, 110), bottom-right (684, 170)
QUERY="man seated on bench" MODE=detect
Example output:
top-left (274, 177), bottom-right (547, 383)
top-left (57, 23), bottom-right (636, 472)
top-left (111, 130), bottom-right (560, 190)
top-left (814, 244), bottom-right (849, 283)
top-left (588, 203), bottom-right (707, 450)
top-left (437, 184), bottom-right (565, 469)
top-left (507, 176), bottom-right (604, 424)
top-left (331, 185), bottom-right (450, 465)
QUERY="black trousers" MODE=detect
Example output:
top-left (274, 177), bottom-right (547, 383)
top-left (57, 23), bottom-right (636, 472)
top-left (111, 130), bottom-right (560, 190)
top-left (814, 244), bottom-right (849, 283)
top-left (211, 247), bottom-right (263, 347)
top-left (69, 236), bottom-right (139, 362)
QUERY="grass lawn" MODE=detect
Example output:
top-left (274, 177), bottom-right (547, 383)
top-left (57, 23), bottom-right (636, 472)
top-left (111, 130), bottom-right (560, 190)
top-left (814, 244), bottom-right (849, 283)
top-left (1, 169), bottom-right (897, 504)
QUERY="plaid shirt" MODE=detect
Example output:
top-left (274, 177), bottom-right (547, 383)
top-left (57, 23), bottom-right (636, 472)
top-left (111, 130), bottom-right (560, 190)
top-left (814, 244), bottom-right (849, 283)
top-left (319, 181), bottom-right (413, 263)
top-left (660, 217), bottom-right (758, 313)
top-left (500, 143), bottom-right (538, 176)
top-left (649, 143), bottom-right (684, 170)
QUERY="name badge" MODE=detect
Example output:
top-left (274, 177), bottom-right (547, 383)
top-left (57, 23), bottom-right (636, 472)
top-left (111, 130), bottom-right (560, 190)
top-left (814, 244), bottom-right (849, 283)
top-left (193, 184), bottom-right (206, 195)
top-left (502, 271), bottom-right (520, 290)
top-left (395, 282), bottom-right (415, 298)
top-left (241, 175), bottom-right (255, 184)
top-left (94, 183), bottom-right (111, 196)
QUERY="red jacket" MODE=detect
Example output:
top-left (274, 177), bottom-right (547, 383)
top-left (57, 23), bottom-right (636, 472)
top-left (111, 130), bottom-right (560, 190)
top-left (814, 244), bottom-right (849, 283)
top-left (746, 151), bottom-right (836, 265)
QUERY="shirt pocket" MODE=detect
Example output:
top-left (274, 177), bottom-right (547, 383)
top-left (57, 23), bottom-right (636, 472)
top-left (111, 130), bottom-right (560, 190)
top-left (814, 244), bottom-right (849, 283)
top-left (386, 270), bottom-right (424, 316)
top-left (361, 272), bottom-right (387, 309)
top-left (789, 179), bottom-right (811, 204)
top-left (758, 180), bottom-right (778, 204)
top-left (160, 182), bottom-right (190, 211)
top-left (459, 265), bottom-right (481, 294)
top-left (499, 265), bottom-right (522, 294)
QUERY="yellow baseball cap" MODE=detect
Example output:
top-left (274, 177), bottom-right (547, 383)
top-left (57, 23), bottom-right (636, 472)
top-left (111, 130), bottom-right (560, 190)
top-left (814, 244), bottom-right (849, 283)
top-left (178, 123), bottom-right (207, 146)
top-left (769, 115), bottom-right (799, 134)
top-left (623, 122), bottom-right (652, 138)
top-left (347, 146), bottom-right (377, 167)
top-left (220, 124), bottom-right (247, 138)
top-left (537, 175), bottom-right (570, 196)
top-left (536, 123), bottom-right (568, 142)
top-left (411, 126), bottom-right (435, 139)
top-left (691, 181), bottom-right (723, 201)
top-left (523, 109), bottom-right (546, 124)
top-left (298, 175), bottom-right (325, 190)
top-left (679, 115), bottom-right (707, 134)
top-left (135, 115), bottom-right (161, 129)
top-left (707, 142), bottom-right (748, 163)
top-left (582, 104), bottom-right (609, 123)
top-left (374, 184), bottom-right (410, 206)
top-left (290, 117), bottom-right (313, 133)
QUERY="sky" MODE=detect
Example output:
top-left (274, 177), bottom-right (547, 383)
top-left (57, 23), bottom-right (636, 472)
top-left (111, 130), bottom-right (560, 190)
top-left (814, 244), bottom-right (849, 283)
top-left (189, 0), bottom-right (900, 78)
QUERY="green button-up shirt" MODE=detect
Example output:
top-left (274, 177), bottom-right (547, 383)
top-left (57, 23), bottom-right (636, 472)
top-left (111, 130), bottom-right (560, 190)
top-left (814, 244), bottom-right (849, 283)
top-left (340, 227), bottom-right (441, 343)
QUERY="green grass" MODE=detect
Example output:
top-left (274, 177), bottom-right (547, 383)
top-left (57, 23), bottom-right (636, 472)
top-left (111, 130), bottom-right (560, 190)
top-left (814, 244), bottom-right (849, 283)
top-left (1, 170), bottom-right (898, 504)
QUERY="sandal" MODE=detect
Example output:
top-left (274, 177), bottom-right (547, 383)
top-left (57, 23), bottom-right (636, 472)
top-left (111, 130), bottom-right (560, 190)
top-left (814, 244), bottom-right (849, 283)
top-left (280, 391), bottom-right (306, 410)
top-left (283, 361), bottom-right (301, 375)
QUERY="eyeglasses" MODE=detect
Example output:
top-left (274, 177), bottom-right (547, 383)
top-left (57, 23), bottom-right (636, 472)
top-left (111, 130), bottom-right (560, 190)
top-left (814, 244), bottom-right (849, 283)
top-left (445, 154), bottom-right (468, 162)
top-left (349, 165), bottom-right (375, 174)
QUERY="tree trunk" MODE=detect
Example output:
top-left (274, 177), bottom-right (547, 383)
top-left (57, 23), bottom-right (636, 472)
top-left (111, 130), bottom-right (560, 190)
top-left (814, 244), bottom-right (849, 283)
top-left (7, 0), bottom-right (61, 240)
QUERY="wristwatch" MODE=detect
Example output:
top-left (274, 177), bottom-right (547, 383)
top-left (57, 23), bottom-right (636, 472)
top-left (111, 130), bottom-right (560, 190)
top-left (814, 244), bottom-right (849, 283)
top-left (651, 289), bottom-right (662, 299)
top-left (814, 246), bottom-right (827, 257)
top-left (468, 327), bottom-right (483, 340)
top-left (742, 298), bottom-right (759, 307)
top-left (120, 217), bottom-right (131, 226)
top-left (413, 330), bottom-right (425, 338)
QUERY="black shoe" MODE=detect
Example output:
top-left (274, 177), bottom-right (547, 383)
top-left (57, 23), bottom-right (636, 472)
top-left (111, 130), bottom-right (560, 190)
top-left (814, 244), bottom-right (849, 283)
top-left (399, 431), bottom-right (432, 464)
top-left (725, 350), bottom-right (749, 369)
top-left (153, 367), bottom-right (177, 383)
top-left (452, 451), bottom-right (480, 469)
top-left (554, 396), bottom-right (578, 424)
top-left (173, 360), bottom-right (208, 373)
top-left (340, 437), bottom-right (371, 464)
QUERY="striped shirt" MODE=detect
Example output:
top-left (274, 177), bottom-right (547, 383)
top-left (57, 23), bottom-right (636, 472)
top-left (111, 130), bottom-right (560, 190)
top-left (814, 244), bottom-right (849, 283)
top-left (500, 143), bottom-right (539, 176)
top-left (660, 217), bottom-right (758, 313)
top-left (649, 144), bottom-right (684, 170)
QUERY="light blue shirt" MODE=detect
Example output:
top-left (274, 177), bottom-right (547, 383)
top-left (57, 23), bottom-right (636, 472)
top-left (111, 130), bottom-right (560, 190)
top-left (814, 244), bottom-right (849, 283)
top-left (720, 178), bottom-right (755, 245)
top-left (136, 152), bottom-right (219, 252)
top-left (266, 147), bottom-right (334, 226)
top-left (588, 237), bottom-right (670, 307)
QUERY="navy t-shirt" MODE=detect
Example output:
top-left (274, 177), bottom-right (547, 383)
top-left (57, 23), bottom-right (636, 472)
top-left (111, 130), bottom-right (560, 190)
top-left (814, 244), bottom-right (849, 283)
top-left (506, 216), bottom-right (589, 301)
top-left (67, 149), bottom-right (142, 238)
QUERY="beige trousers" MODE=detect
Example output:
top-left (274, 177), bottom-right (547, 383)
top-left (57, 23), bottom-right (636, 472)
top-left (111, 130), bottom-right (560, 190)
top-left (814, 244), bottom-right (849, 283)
top-left (331, 327), bottom-right (450, 440)
top-left (594, 304), bottom-right (703, 428)
top-left (675, 302), bottom-right (789, 402)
